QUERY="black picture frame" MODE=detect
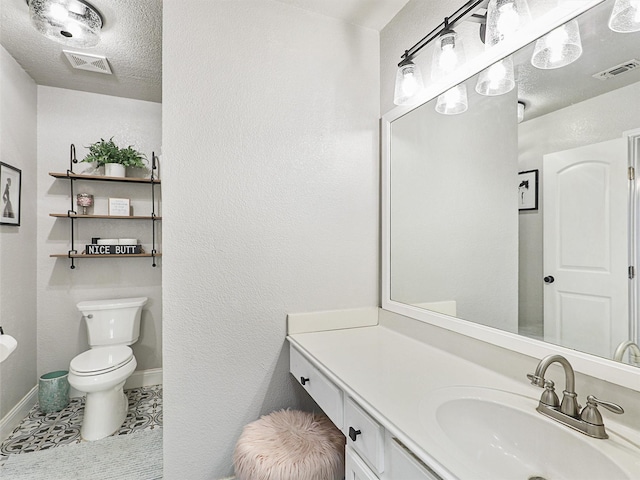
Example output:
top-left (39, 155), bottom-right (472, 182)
top-left (518, 169), bottom-right (539, 211)
top-left (1, 162), bottom-right (22, 226)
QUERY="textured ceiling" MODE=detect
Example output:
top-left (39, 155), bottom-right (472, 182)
top-left (0, 0), bottom-right (409, 104)
top-left (0, 0), bottom-right (163, 103)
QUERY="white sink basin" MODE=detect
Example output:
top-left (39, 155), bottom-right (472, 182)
top-left (419, 386), bottom-right (640, 480)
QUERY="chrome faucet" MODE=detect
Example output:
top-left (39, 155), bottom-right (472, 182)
top-left (527, 354), bottom-right (624, 439)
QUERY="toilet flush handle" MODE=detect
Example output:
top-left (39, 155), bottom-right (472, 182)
top-left (85, 314), bottom-right (93, 319)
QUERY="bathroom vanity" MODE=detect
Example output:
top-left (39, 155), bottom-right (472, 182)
top-left (287, 308), bottom-right (640, 480)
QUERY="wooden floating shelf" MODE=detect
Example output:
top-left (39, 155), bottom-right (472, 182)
top-left (50, 253), bottom-right (162, 259)
top-left (49, 213), bottom-right (162, 220)
top-left (49, 172), bottom-right (160, 184)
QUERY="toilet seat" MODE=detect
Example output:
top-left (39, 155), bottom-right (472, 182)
top-left (70, 345), bottom-right (134, 376)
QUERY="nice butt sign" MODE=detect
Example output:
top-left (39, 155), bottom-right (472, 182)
top-left (86, 244), bottom-right (142, 255)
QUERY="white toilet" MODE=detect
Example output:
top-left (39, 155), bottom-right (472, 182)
top-left (68, 297), bottom-right (148, 441)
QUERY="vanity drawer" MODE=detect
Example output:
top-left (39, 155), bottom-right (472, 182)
top-left (345, 397), bottom-right (385, 474)
top-left (290, 346), bottom-right (343, 429)
top-left (346, 446), bottom-right (379, 480)
top-left (385, 437), bottom-right (443, 480)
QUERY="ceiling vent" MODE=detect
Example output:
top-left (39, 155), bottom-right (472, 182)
top-left (63, 50), bottom-right (112, 75)
top-left (593, 59), bottom-right (640, 80)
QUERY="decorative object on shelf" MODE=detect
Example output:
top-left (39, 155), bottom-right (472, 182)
top-left (76, 193), bottom-right (93, 214)
top-left (85, 244), bottom-right (143, 255)
top-left (27, 0), bottom-right (104, 48)
top-left (0, 162), bottom-right (21, 227)
top-left (108, 197), bottom-right (130, 216)
top-left (81, 138), bottom-right (147, 178)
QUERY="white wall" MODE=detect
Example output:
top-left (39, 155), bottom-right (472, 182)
top-left (518, 81), bottom-right (640, 336)
top-left (36, 87), bottom-right (162, 378)
top-left (163, 1), bottom-right (380, 477)
top-left (0, 46), bottom-right (37, 420)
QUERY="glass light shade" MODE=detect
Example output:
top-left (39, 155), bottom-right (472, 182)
top-left (431, 30), bottom-right (466, 80)
top-left (486, 0), bottom-right (532, 46)
top-left (517, 102), bottom-right (525, 123)
top-left (609, 0), bottom-right (640, 32)
top-left (28, 0), bottom-right (103, 48)
top-left (531, 20), bottom-right (582, 69)
top-left (475, 56), bottom-right (515, 96)
top-left (393, 60), bottom-right (425, 106)
top-left (435, 84), bottom-right (468, 115)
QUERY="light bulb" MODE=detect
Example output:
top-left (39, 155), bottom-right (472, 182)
top-left (431, 30), bottom-right (465, 80)
top-left (47, 3), bottom-right (68, 22)
top-left (497, 3), bottom-right (519, 39)
top-left (486, 0), bottom-right (532, 46)
top-left (435, 84), bottom-right (468, 115)
top-left (394, 60), bottom-right (424, 106)
top-left (439, 44), bottom-right (458, 72)
top-left (475, 56), bottom-right (515, 96)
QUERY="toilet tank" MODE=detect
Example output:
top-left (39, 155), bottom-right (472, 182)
top-left (77, 297), bottom-right (148, 347)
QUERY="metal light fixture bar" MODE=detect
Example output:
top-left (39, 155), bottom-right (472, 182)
top-left (398, 0), bottom-right (489, 66)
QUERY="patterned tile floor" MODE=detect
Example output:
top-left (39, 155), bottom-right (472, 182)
top-left (0, 384), bottom-right (162, 466)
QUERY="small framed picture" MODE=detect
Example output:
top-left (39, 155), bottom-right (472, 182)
top-left (518, 169), bottom-right (539, 211)
top-left (108, 197), bottom-right (130, 216)
top-left (1, 162), bottom-right (22, 226)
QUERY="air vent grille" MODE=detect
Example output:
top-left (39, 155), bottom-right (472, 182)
top-left (593, 59), bottom-right (640, 80)
top-left (63, 51), bottom-right (112, 75)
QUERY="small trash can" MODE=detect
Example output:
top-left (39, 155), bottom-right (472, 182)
top-left (38, 370), bottom-right (70, 414)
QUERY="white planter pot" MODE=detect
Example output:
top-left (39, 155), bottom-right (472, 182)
top-left (105, 163), bottom-right (126, 177)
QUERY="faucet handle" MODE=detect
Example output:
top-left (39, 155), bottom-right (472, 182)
top-left (580, 395), bottom-right (624, 425)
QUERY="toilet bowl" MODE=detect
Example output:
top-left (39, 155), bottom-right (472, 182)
top-left (68, 346), bottom-right (137, 441)
top-left (67, 297), bottom-right (147, 441)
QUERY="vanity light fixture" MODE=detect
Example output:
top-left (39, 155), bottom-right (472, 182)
top-left (393, 56), bottom-right (425, 106)
top-left (609, 0), bottom-right (640, 32)
top-left (432, 21), bottom-right (469, 115)
top-left (27, 0), bottom-right (103, 48)
top-left (392, 0), bottom-right (488, 107)
top-left (531, 20), bottom-right (582, 69)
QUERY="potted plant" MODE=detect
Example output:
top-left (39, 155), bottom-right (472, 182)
top-left (81, 138), bottom-right (147, 178)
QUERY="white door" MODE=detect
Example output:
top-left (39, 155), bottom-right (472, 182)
top-left (543, 139), bottom-right (628, 358)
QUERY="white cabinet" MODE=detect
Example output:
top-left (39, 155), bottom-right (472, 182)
top-left (289, 343), bottom-right (444, 480)
top-left (290, 345), bottom-right (344, 429)
top-left (346, 447), bottom-right (379, 480)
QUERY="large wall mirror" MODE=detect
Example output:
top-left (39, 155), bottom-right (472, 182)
top-left (384, 0), bottom-right (640, 373)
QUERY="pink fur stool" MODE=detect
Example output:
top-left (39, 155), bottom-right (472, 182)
top-left (233, 409), bottom-right (345, 480)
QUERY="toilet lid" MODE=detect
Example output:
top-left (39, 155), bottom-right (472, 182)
top-left (70, 346), bottom-right (133, 375)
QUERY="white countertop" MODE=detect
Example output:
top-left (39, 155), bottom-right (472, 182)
top-left (288, 323), bottom-right (640, 480)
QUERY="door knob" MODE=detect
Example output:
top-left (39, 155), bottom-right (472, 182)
top-left (544, 276), bottom-right (555, 284)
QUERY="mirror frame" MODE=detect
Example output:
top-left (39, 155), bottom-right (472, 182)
top-left (381, 0), bottom-right (640, 392)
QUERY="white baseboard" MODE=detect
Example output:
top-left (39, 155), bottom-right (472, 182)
top-left (70, 368), bottom-right (163, 398)
top-left (0, 385), bottom-right (38, 442)
top-left (125, 367), bottom-right (163, 389)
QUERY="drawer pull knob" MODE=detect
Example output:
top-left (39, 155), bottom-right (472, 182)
top-left (300, 377), bottom-right (310, 386)
top-left (348, 427), bottom-right (362, 442)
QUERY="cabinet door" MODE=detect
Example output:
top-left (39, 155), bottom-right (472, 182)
top-left (346, 447), bottom-right (379, 480)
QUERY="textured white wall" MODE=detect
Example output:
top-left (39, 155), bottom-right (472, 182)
top-left (518, 81), bottom-right (640, 335)
top-left (163, 1), bottom-right (379, 478)
top-left (36, 87), bottom-right (162, 378)
top-left (0, 46), bottom-right (37, 420)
